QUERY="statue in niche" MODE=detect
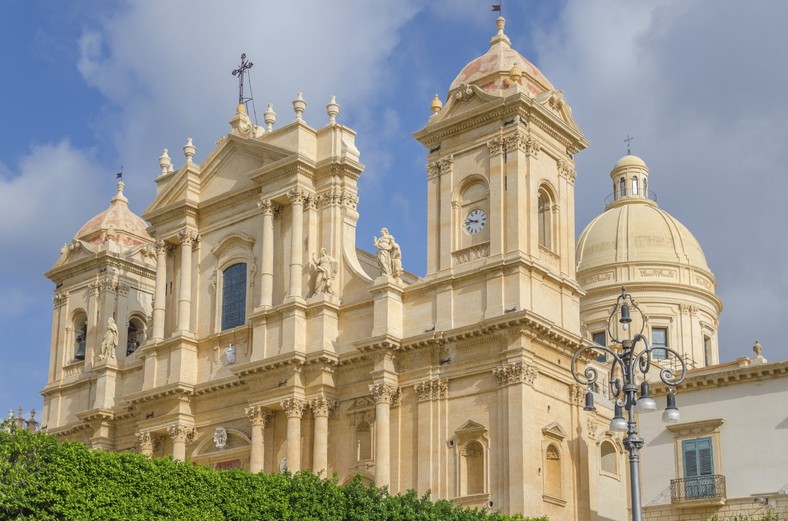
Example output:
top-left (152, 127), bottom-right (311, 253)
top-left (373, 228), bottom-right (402, 278)
top-left (98, 317), bottom-right (118, 360)
top-left (311, 248), bottom-right (338, 295)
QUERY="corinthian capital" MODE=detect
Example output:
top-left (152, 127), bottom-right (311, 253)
top-left (257, 197), bottom-right (277, 216)
top-left (310, 395), bottom-right (335, 418)
top-left (167, 423), bottom-right (196, 444)
top-left (369, 383), bottom-right (399, 405)
top-left (287, 188), bottom-right (309, 206)
top-left (177, 230), bottom-right (200, 247)
top-left (245, 405), bottom-right (273, 427)
top-left (281, 398), bottom-right (307, 419)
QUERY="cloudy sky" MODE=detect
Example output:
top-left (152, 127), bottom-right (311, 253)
top-left (2, 0), bottom-right (786, 417)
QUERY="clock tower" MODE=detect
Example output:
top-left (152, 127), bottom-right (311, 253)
top-left (414, 17), bottom-right (589, 331)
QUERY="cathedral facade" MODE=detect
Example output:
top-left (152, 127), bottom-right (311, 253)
top-left (42, 18), bottom-right (723, 521)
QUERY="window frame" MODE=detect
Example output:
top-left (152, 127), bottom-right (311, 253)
top-left (221, 262), bottom-right (248, 331)
top-left (667, 419), bottom-right (725, 499)
top-left (651, 326), bottom-right (668, 360)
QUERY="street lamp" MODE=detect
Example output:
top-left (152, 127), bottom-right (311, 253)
top-left (571, 287), bottom-right (687, 521)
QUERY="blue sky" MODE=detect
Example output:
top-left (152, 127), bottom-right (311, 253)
top-left (2, 1), bottom-right (788, 418)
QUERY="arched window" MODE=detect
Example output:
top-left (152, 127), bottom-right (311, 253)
top-left (632, 176), bottom-right (639, 195)
top-left (537, 189), bottom-right (553, 250)
top-left (619, 177), bottom-right (627, 197)
top-left (356, 421), bottom-right (372, 461)
top-left (126, 317), bottom-right (145, 356)
top-left (462, 440), bottom-right (485, 495)
top-left (600, 440), bottom-right (617, 475)
top-left (221, 263), bottom-right (247, 330)
top-left (73, 312), bottom-right (87, 360)
top-left (545, 443), bottom-right (562, 499)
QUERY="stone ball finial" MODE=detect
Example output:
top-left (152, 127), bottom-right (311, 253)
top-left (293, 92), bottom-right (307, 121)
top-left (183, 138), bottom-right (196, 162)
top-left (264, 103), bottom-right (277, 131)
top-left (430, 94), bottom-right (443, 114)
top-left (497, 16), bottom-right (506, 35)
top-left (159, 148), bottom-right (172, 175)
top-left (326, 95), bottom-right (340, 124)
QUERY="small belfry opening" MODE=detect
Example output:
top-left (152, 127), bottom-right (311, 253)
top-left (126, 316), bottom-right (145, 356)
top-left (73, 312), bottom-right (87, 361)
top-left (537, 187), bottom-right (554, 250)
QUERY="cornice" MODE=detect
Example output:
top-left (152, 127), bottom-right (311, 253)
top-left (198, 186), bottom-right (261, 220)
top-left (231, 352), bottom-right (306, 378)
top-left (652, 359), bottom-right (788, 394)
top-left (123, 383), bottom-right (195, 405)
top-left (46, 252), bottom-right (156, 284)
top-left (144, 203), bottom-right (199, 228)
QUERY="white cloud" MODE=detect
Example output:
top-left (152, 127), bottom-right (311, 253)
top-left (0, 140), bottom-right (107, 276)
top-left (535, 0), bottom-right (788, 360)
top-left (75, 1), bottom-right (422, 207)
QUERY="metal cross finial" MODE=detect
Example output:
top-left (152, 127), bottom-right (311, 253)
top-left (624, 135), bottom-right (634, 155)
top-left (231, 53), bottom-right (254, 105)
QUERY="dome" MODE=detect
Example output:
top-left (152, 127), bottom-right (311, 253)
top-left (612, 154), bottom-right (647, 169)
top-left (75, 181), bottom-right (152, 249)
top-left (576, 155), bottom-right (722, 369)
top-left (449, 17), bottom-right (554, 97)
top-left (576, 201), bottom-right (711, 273)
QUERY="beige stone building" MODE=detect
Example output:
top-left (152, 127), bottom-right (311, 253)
top-left (41, 17), bottom-right (739, 521)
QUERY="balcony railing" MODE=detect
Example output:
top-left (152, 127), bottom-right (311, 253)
top-left (670, 475), bottom-right (726, 503)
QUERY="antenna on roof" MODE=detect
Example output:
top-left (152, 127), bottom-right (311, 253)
top-left (232, 53), bottom-right (258, 124)
top-left (624, 135), bottom-right (634, 155)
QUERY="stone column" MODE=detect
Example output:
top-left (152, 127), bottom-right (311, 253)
top-left (281, 398), bottom-right (306, 472)
top-left (245, 405), bottom-right (272, 473)
top-left (136, 431), bottom-right (154, 457)
top-left (287, 189), bottom-right (307, 299)
top-left (176, 230), bottom-right (198, 333)
top-left (167, 423), bottom-right (196, 462)
top-left (257, 198), bottom-right (276, 309)
top-left (152, 240), bottom-right (168, 340)
top-left (370, 383), bottom-right (397, 488)
top-left (310, 396), bottom-right (333, 474)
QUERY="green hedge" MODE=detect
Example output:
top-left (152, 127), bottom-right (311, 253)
top-left (0, 427), bottom-right (545, 521)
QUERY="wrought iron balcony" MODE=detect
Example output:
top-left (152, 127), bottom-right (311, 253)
top-left (670, 475), bottom-right (726, 504)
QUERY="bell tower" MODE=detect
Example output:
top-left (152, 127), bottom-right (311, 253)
top-left (414, 17), bottom-right (589, 330)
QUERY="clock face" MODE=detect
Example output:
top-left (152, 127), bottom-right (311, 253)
top-left (464, 208), bottom-right (487, 234)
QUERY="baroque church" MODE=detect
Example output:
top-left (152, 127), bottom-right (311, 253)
top-left (42, 18), bottom-right (722, 520)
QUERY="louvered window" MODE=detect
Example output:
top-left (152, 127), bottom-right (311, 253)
top-left (682, 437), bottom-right (716, 498)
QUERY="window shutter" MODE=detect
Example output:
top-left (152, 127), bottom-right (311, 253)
top-left (698, 438), bottom-right (713, 476)
top-left (682, 437), bottom-right (714, 478)
top-left (683, 439), bottom-right (698, 478)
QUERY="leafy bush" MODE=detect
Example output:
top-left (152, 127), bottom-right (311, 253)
top-left (0, 427), bottom-right (546, 521)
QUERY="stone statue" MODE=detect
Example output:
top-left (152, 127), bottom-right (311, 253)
top-left (98, 317), bottom-right (118, 360)
top-left (753, 340), bottom-right (762, 356)
top-left (373, 228), bottom-right (402, 278)
top-left (311, 248), bottom-right (338, 295)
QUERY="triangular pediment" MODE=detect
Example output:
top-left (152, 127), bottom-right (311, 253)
top-left (144, 135), bottom-right (293, 217)
top-left (456, 419), bottom-right (486, 434)
top-left (542, 421), bottom-right (567, 441)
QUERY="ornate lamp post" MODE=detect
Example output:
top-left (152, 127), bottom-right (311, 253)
top-left (571, 287), bottom-right (686, 521)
